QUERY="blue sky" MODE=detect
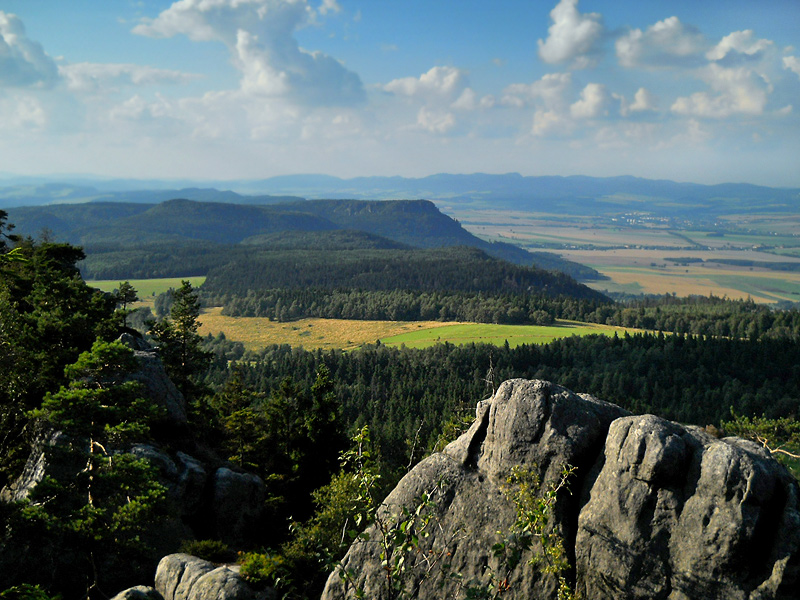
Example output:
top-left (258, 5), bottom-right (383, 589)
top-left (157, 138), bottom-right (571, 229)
top-left (1, 0), bottom-right (799, 186)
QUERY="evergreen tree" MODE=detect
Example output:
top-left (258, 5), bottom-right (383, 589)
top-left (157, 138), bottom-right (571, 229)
top-left (14, 341), bottom-right (166, 598)
top-left (149, 280), bottom-right (211, 403)
top-left (112, 281), bottom-right (139, 328)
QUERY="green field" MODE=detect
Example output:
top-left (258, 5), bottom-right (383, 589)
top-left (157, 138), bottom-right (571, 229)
top-left (380, 320), bottom-right (636, 349)
top-left (87, 276), bottom-right (206, 299)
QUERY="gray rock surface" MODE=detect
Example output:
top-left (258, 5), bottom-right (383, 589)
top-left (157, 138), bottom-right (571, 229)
top-left (110, 585), bottom-right (165, 600)
top-left (321, 378), bottom-right (800, 600)
top-left (155, 554), bottom-right (259, 600)
top-left (118, 334), bottom-right (187, 426)
top-left (0, 431), bottom-right (80, 502)
top-left (213, 467), bottom-right (266, 544)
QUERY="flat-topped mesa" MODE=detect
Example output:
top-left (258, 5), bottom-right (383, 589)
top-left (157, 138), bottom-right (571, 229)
top-left (321, 379), bottom-right (800, 600)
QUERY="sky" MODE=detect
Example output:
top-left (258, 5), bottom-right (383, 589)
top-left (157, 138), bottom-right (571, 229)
top-left (0, 0), bottom-right (799, 186)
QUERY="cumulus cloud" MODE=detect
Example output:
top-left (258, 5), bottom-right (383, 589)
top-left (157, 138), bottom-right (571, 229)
top-left (451, 88), bottom-right (494, 111)
top-left (617, 87), bottom-right (658, 116)
top-left (0, 11), bottom-right (59, 88)
top-left (502, 72), bottom-right (572, 109)
top-left (537, 0), bottom-right (604, 69)
top-left (133, 0), bottom-right (364, 106)
top-left (671, 64), bottom-right (771, 118)
top-left (784, 56), bottom-right (800, 78)
top-left (707, 30), bottom-right (773, 62)
top-left (384, 66), bottom-right (468, 100)
top-left (616, 16), bottom-right (706, 68)
top-left (532, 109), bottom-right (571, 137)
top-left (416, 107), bottom-right (456, 134)
top-left (570, 83), bottom-right (608, 118)
top-left (59, 63), bottom-right (201, 93)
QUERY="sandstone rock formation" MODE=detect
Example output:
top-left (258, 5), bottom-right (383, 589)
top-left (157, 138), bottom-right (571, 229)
top-left (321, 379), bottom-right (800, 600)
top-left (110, 585), bottom-right (165, 600)
top-left (119, 332), bottom-right (187, 426)
top-left (154, 554), bottom-right (265, 600)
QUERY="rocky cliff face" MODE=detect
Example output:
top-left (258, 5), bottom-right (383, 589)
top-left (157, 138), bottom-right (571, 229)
top-left (321, 379), bottom-right (800, 600)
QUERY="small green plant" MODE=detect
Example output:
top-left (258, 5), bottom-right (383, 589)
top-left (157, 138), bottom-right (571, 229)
top-left (178, 539), bottom-right (233, 563)
top-left (238, 552), bottom-right (287, 590)
top-left (465, 464), bottom-right (577, 600)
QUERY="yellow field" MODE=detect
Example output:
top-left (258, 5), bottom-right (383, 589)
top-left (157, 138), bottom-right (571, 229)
top-left (197, 307), bottom-right (467, 351)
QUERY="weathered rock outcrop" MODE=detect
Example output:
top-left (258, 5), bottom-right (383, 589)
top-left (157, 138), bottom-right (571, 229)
top-left (154, 554), bottom-right (265, 600)
top-left (119, 332), bottom-right (187, 426)
top-left (321, 379), bottom-right (800, 600)
top-left (110, 585), bottom-right (165, 600)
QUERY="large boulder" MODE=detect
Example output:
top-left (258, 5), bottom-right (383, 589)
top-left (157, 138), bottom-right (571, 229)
top-left (321, 379), bottom-right (800, 600)
top-left (155, 554), bottom-right (262, 600)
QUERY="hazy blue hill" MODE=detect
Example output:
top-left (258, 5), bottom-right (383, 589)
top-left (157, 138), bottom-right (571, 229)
top-left (9, 203), bottom-right (152, 239)
top-left (0, 183), bottom-right (302, 209)
top-left (248, 173), bottom-right (800, 217)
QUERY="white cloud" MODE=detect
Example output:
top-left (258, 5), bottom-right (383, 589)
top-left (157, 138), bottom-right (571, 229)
top-left (451, 88), bottom-right (494, 111)
top-left (570, 83), bottom-right (608, 118)
top-left (0, 94), bottom-right (47, 131)
top-left (707, 30), bottom-right (772, 61)
top-left (317, 0), bottom-right (341, 16)
top-left (133, 0), bottom-right (364, 107)
top-left (0, 11), bottom-right (59, 88)
top-left (671, 64), bottom-right (771, 118)
top-left (617, 87), bottom-right (658, 116)
top-left (537, 0), bottom-right (604, 69)
top-left (532, 109), bottom-right (571, 137)
top-left (502, 72), bottom-right (572, 109)
top-left (616, 16), bottom-right (706, 68)
top-left (384, 66), bottom-right (468, 100)
top-left (59, 62), bottom-right (201, 93)
top-left (784, 56), bottom-right (800, 78)
top-left (416, 107), bottom-right (456, 134)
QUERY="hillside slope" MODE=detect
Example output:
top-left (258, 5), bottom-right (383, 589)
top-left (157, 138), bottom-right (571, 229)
top-left (8, 199), bottom-right (600, 280)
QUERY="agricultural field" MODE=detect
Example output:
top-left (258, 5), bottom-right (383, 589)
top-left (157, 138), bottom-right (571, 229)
top-left (197, 307), bottom-right (637, 351)
top-left (450, 208), bottom-right (800, 303)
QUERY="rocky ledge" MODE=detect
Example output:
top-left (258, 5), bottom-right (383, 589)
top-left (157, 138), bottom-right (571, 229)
top-left (322, 379), bottom-right (800, 600)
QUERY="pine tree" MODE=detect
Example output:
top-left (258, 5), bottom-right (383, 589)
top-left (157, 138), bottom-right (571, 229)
top-left (149, 280), bottom-right (211, 402)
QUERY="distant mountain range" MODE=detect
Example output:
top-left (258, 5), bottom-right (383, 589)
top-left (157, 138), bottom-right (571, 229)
top-left (1, 173), bottom-right (798, 218)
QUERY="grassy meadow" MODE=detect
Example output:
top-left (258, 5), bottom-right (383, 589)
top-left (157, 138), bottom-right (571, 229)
top-left (379, 321), bottom-right (636, 349)
top-left (88, 277), bottom-right (207, 303)
top-left (196, 307), bottom-right (637, 351)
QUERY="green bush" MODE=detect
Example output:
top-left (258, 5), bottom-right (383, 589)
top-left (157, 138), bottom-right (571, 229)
top-left (238, 552), bottom-right (286, 590)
